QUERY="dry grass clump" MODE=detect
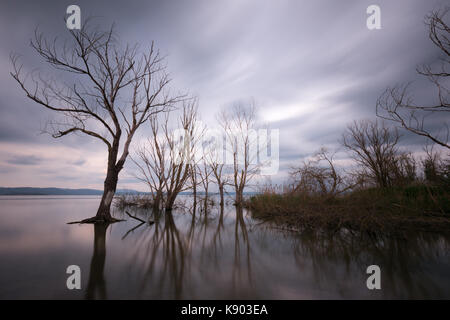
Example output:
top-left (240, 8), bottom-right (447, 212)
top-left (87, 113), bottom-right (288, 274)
top-left (114, 194), bottom-right (154, 209)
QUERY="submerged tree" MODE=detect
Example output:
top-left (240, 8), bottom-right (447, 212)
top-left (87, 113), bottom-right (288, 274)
top-left (217, 103), bottom-right (260, 205)
top-left (11, 22), bottom-right (184, 222)
top-left (132, 101), bottom-right (202, 211)
top-left (205, 146), bottom-right (229, 207)
top-left (376, 8), bottom-right (450, 149)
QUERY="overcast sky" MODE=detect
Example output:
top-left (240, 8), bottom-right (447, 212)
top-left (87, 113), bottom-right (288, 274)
top-left (0, 0), bottom-right (448, 191)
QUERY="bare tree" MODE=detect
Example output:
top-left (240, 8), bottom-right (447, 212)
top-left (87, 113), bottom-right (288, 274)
top-left (132, 116), bottom-right (166, 211)
top-left (341, 120), bottom-right (401, 188)
top-left (199, 132), bottom-right (229, 208)
top-left (10, 23), bottom-right (184, 222)
top-left (422, 144), bottom-right (450, 185)
top-left (196, 159), bottom-right (214, 211)
top-left (217, 103), bottom-right (260, 205)
top-left (376, 8), bottom-right (450, 149)
top-left (290, 148), bottom-right (352, 197)
top-left (132, 101), bottom-right (201, 211)
top-left (205, 154), bottom-right (229, 207)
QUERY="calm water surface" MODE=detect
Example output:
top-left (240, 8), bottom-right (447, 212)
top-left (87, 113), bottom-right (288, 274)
top-left (0, 195), bottom-right (449, 299)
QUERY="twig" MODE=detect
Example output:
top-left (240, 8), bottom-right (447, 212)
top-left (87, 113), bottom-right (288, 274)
top-left (125, 211), bottom-right (146, 223)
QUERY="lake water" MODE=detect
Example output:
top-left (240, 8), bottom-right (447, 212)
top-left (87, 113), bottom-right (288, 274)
top-left (0, 195), bottom-right (449, 299)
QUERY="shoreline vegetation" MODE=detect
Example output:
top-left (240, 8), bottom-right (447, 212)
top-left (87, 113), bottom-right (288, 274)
top-left (244, 120), bottom-right (450, 234)
top-left (245, 185), bottom-right (450, 234)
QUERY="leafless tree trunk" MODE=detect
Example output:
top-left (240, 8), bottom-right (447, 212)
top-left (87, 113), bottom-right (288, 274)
top-left (376, 8), bottom-right (450, 149)
top-left (190, 164), bottom-right (198, 209)
top-left (10, 22), bottom-right (184, 222)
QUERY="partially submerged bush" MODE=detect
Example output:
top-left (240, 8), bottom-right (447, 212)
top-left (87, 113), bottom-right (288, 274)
top-left (115, 194), bottom-right (154, 209)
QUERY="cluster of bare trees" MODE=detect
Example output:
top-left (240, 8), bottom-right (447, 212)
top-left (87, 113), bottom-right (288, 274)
top-left (131, 102), bottom-right (263, 212)
top-left (131, 101), bottom-right (201, 212)
top-left (289, 118), bottom-right (447, 196)
top-left (11, 22), bottom-right (264, 222)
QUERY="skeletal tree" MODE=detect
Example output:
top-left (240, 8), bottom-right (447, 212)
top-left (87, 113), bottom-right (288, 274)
top-left (202, 128), bottom-right (229, 206)
top-left (290, 148), bottom-right (352, 197)
top-left (10, 22), bottom-right (184, 222)
top-left (376, 8), bottom-right (450, 149)
top-left (207, 156), bottom-right (229, 207)
top-left (196, 158), bottom-right (214, 211)
top-left (217, 103), bottom-right (260, 205)
top-left (132, 116), bottom-right (167, 211)
top-left (341, 120), bottom-right (401, 188)
top-left (132, 101), bottom-right (202, 211)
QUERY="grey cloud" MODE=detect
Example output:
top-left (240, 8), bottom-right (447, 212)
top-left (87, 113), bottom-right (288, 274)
top-left (6, 155), bottom-right (43, 166)
top-left (71, 159), bottom-right (86, 166)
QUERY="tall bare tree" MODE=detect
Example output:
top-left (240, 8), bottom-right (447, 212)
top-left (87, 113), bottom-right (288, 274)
top-left (376, 8), bottom-right (450, 149)
top-left (217, 103), bottom-right (260, 205)
top-left (10, 23), bottom-right (184, 222)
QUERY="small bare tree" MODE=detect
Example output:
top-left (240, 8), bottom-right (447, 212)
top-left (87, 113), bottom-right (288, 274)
top-left (422, 144), bottom-right (450, 185)
top-left (341, 120), bottom-right (401, 188)
top-left (376, 8), bottom-right (450, 149)
top-left (205, 154), bottom-right (229, 207)
top-left (200, 131), bottom-right (229, 207)
top-left (11, 23), bottom-right (184, 223)
top-left (290, 148), bottom-right (351, 197)
top-left (217, 103), bottom-right (260, 206)
top-left (132, 101), bottom-right (201, 211)
top-left (196, 159), bottom-right (214, 210)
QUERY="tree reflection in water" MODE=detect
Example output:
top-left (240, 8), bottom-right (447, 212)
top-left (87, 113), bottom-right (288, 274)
top-left (117, 201), bottom-right (254, 299)
top-left (83, 198), bottom-right (450, 299)
top-left (85, 223), bottom-right (110, 300)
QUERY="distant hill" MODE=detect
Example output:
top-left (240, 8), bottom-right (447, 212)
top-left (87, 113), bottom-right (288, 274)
top-left (0, 187), bottom-right (260, 196)
top-left (0, 187), bottom-right (145, 196)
